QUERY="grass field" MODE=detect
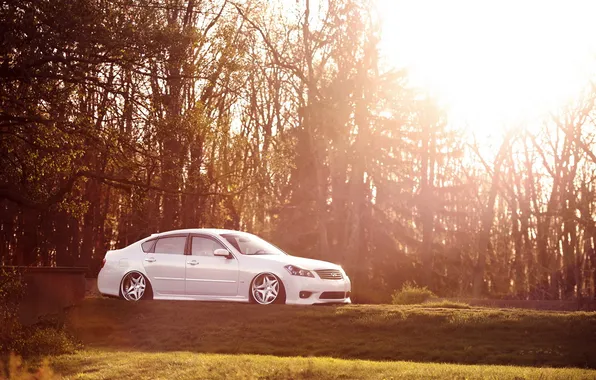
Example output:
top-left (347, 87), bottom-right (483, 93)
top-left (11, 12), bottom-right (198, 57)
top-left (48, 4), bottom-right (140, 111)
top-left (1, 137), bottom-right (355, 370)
top-left (68, 298), bottom-right (596, 368)
top-left (27, 298), bottom-right (596, 378)
top-left (47, 351), bottom-right (596, 379)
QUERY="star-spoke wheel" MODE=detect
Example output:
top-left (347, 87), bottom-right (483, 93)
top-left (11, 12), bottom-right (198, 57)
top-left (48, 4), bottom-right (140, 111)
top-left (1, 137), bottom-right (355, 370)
top-left (120, 272), bottom-right (147, 301)
top-left (251, 273), bottom-right (283, 305)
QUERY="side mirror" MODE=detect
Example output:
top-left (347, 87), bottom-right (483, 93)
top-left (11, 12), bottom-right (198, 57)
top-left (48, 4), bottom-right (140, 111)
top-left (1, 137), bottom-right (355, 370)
top-left (214, 249), bottom-right (232, 258)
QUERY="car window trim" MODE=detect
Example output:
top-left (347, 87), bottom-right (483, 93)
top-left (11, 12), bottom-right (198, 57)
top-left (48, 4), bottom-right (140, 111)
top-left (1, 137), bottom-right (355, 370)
top-left (141, 239), bottom-right (157, 253)
top-left (189, 234), bottom-right (236, 259)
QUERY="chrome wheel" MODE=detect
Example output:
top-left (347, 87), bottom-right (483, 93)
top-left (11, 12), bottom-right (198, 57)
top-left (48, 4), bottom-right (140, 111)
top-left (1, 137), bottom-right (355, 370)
top-left (251, 273), bottom-right (281, 305)
top-left (121, 272), bottom-right (146, 301)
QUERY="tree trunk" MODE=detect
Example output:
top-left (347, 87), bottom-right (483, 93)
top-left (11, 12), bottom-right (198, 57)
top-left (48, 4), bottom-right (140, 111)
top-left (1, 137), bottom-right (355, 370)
top-left (473, 135), bottom-right (511, 297)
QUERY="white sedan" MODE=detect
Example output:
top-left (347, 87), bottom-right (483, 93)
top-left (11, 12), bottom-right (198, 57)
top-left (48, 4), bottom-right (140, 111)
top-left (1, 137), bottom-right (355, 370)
top-left (97, 229), bottom-right (351, 305)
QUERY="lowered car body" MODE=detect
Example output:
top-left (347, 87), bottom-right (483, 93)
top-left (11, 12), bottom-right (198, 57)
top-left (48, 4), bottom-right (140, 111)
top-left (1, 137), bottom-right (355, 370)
top-left (97, 229), bottom-right (351, 305)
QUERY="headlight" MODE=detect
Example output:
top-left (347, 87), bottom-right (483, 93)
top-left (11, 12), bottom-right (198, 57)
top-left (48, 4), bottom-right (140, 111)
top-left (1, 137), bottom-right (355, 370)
top-left (284, 265), bottom-right (314, 277)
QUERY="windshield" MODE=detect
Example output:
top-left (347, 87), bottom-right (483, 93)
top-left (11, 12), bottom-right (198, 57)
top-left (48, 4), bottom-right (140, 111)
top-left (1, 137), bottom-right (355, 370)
top-left (221, 233), bottom-right (286, 255)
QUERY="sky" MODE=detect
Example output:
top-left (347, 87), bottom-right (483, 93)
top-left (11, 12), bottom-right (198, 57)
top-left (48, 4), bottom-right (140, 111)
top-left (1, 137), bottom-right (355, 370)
top-left (376, 0), bottom-right (596, 135)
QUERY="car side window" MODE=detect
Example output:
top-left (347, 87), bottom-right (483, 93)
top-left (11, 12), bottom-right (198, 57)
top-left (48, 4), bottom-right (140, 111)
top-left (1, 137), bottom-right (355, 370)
top-left (191, 236), bottom-right (226, 256)
top-left (141, 239), bottom-right (156, 253)
top-left (153, 236), bottom-right (186, 255)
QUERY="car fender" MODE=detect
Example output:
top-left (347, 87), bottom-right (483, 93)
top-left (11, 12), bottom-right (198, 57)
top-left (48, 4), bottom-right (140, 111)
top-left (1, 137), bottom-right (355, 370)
top-left (98, 243), bottom-right (149, 297)
top-left (118, 247), bottom-right (152, 285)
top-left (236, 257), bottom-right (288, 298)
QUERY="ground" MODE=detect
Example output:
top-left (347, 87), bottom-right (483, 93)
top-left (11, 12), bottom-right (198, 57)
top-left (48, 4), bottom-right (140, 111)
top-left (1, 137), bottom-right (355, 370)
top-left (32, 299), bottom-right (596, 378)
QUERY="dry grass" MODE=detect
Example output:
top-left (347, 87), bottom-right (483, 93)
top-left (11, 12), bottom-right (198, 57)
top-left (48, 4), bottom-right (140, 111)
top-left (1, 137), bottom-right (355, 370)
top-left (1, 354), bottom-right (58, 379)
top-left (422, 300), bottom-right (471, 309)
top-left (47, 350), bottom-right (596, 379)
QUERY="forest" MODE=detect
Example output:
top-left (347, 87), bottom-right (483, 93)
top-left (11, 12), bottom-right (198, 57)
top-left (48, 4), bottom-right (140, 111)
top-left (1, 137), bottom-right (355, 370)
top-left (1, 0), bottom-right (595, 302)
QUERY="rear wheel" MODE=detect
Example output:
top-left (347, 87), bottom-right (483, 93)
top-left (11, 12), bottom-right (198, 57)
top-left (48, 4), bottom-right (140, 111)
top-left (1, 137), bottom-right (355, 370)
top-left (250, 273), bottom-right (285, 305)
top-left (120, 271), bottom-right (151, 301)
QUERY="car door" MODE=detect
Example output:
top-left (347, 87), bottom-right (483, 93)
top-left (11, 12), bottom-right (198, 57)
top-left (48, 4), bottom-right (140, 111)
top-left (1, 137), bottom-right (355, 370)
top-left (185, 235), bottom-right (239, 296)
top-left (142, 234), bottom-right (188, 296)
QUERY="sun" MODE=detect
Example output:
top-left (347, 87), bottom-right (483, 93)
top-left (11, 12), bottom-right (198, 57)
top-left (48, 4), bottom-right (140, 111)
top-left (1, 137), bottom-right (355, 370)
top-left (376, 0), bottom-right (596, 133)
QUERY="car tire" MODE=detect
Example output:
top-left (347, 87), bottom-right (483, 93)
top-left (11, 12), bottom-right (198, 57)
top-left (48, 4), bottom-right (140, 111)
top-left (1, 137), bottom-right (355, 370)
top-left (249, 273), bottom-right (286, 305)
top-left (119, 271), bottom-right (153, 301)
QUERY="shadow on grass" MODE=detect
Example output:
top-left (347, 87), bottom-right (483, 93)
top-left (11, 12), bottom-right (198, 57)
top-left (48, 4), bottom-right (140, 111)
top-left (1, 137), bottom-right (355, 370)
top-left (66, 298), bottom-right (596, 369)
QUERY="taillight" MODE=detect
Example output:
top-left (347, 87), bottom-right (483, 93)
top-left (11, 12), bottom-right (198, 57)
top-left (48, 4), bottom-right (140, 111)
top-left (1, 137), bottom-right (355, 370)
top-left (100, 258), bottom-right (106, 269)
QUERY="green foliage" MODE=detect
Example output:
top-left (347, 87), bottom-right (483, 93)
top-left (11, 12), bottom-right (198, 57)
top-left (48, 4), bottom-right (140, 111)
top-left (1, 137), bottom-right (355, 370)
top-left (391, 282), bottom-right (437, 305)
top-left (19, 327), bottom-right (79, 358)
top-left (0, 354), bottom-right (58, 380)
top-left (1, 318), bottom-right (79, 358)
top-left (0, 268), bottom-right (25, 353)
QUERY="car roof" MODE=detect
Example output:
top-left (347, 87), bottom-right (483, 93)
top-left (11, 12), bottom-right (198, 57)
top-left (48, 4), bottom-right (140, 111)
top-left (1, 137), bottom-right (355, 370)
top-left (147, 228), bottom-right (246, 239)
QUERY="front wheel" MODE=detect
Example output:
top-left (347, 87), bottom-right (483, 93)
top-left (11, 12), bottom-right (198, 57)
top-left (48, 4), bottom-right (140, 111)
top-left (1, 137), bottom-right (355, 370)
top-left (251, 273), bottom-right (285, 305)
top-left (120, 271), bottom-right (150, 301)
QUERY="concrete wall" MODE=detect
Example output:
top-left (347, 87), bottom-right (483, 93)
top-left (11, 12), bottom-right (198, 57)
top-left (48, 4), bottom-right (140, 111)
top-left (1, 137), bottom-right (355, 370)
top-left (1, 267), bottom-right (87, 325)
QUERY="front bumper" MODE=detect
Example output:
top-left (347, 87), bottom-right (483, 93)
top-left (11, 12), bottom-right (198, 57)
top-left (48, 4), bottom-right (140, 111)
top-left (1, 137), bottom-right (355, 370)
top-left (283, 274), bottom-right (352, 305)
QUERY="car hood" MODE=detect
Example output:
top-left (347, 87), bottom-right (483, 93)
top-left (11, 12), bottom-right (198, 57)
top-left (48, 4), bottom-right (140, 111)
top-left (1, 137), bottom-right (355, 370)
top-left (248, 254), bottom-right (342, 271)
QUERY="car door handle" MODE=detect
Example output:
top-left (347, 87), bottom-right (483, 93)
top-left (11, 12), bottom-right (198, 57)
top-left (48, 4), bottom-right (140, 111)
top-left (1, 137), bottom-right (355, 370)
top-left (144, 257), bottom-right (156, 263)
top-left (188, 260), bottom-right (199, 266)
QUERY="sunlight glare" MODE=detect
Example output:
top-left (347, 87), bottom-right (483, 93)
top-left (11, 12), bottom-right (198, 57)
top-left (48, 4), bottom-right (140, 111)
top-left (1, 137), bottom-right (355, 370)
top-left (377, 0), bottom-right (596, 132)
